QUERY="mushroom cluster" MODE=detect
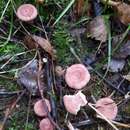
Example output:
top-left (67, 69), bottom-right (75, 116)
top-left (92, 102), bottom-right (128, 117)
top-left (34, 99), bottom-right (53, 130)
top-left (63, 63), bottom-right (118, 123)
top-left (15, 2), bottom-right (119, 130)
top-left (63, 64), bottom-right (90, 115)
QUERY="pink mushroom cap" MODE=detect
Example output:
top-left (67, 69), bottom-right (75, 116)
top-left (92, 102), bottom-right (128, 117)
top-left (39, 118), bottom-right (54, 130)
top-left (65, 64), bottom-right (90, 89)
top-left (34, 99), bottom-right (51, 117)
top-left (16, 4), bottom-right (38, 22)
top-left (96, 97), bottom-right (118, 120)
top-left (63, 91), bottom-right (87, 115)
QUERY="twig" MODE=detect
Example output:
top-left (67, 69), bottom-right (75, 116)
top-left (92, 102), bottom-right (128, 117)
top-left (112, 120), bottom-right (130, 128)
top-left (39, 15), bottom-right (49, 41)
top-left (0, 90), bottom-right (22, 96)
top-left (0, 75), bottom-right (15, 80)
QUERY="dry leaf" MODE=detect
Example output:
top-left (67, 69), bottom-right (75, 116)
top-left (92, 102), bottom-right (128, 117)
top-left (24, 35), bottom-right (38, 49)
top-left (101, 0), bottom-right (130, 25)
top-left (87, 16), bottom-right (107, 42)
top-left (24, 35), bottom-right (54, 56)
top-left (32, 35), bottom-right (53, 56)
top-left (17, 60), bottom-right (39, 95)
top-left (115, 2), bottom-right (130, 25)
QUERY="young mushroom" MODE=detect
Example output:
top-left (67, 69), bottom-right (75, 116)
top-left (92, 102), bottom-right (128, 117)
top-left (39, 118), bottom-right (54, 130)
top-left (16, 4), bottom-right (38, 22)
top-left (65, 64), bottom-right (90, 89)
top-left (95, 97), bottom-right (118, 120)
top-left (63, 91), bottom-right (87, 115)
top-left (34, 99), bottom-right (51, 117)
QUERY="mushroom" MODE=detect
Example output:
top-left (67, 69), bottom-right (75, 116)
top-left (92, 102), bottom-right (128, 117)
top-left (63, 91), bottom-right (87, 115)
top-left (65, 64), bottom-right (90, 89)
top-left (95, 97), bottom-right (118, 120)
top-left (39, 118), bottom-right (53, 130)
top-left (34, 99), bottom-right (51, 117)
top-left (16, 4), bottom-right (38, 22)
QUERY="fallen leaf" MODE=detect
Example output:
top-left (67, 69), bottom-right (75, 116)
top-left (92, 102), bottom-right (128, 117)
top-left (101, 0), bottom-right (130, 25)
top-left (87, 16), bottom-right (107, 42)
top-left (17, 60), bottom-right (39, 95)
top-left (32, 35), bottom-right (53, 55)
top-left (24, 35), bottom-right (54, 56)
top-left (115, 2), bottom-right (130, 25)
top-left (104, 58), bottom-right (126, 72)
top-left (24, 35), bottom-right (38, 49)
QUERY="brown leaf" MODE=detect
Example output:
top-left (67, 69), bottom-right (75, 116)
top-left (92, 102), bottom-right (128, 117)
top-left (17, 60), bottom-right (39, 95)
top-left (115, 2), bottom-right (130, 25)
top-left (102, 0), bottom-right (130, 25)
top-left (87, 16), bottom-right (107, 42)
top-left (32, 35), bottom-right (53, 56)
top-left (24, 35), bottom-right (54, 56)
top-left (24, 35), bottom-right (38, 49)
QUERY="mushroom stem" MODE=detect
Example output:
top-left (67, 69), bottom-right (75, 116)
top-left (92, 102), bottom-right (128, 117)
top-left (88, 103), bottom-right (119, 130)
top-left (101, 0), bottom-right (121, 6)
